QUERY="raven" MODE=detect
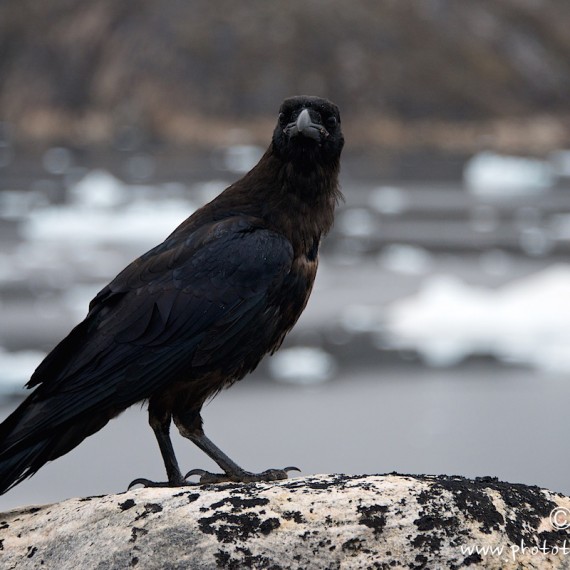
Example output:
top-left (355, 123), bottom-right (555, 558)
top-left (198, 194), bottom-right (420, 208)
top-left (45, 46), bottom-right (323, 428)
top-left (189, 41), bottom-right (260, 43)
top-left (0, 95), bottom-right (344, 494)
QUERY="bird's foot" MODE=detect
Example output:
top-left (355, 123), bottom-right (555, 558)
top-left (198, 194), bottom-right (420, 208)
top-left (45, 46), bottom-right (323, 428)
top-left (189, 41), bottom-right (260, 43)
top-left (127, 476), bottom-right (193, 490)
top-left (185, 466), bottom-right (300, 485)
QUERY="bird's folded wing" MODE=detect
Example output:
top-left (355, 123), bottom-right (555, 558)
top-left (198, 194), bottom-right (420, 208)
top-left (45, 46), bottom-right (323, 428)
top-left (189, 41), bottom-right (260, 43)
top-left (25, 217), bottom-right (293, 422)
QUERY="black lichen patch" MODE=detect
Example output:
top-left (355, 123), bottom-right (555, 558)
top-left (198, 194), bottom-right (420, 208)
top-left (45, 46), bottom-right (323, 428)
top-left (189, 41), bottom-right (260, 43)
top-left (357, 504), bottom-right (388, 536)
top-left (278, 474), bottom-right (362, 495)
top-left (407, 472), bottom-right (570, 559)
top-left (412, 505), bottom-right (461, 552)
top-left (144, 503), bottom-right (163, 514)
top-left (412, 553), bottom-right (428, 569)
top-left (77, 495), bottom-right (105, 502)
top-left (342, 537), bottom-right (364, 553)
top-left (215, 548), bottom-right (285, 570)
top-left (430, 478), bottom-right (504, 535)
top-left (119, 499), bottom-right (136, 511)
top-left (427, 475), bottom-right (568, 545)
top-left (0, 521), bottom-right (9, 529)
top-left (411, 529), bottom-right (442, 552)
top-left (282, 510), bottom-right (305, 524)
top-left (129, 527), bottom-right (148, 543)
top-left (198, 511), bottom-right (280, 543)
top-left (208, 496), bottom-right (270, 513)
top-left (259, 518), bottom-right (280, 535)
top-left (461, 552), bottom-right (483, 566)
top-left (412, 515), bottom-right (446, 552)
top-left (187, 493), bottom-right (200, 503)
top-left (215, 550), bottom-right (232, 568)
top-left (134, 502), bottom-right (163, 521)
top-left (27, 546), bottom-right (38, 558)
top-left (300, 479), bottom-right (332, 491)
top-left (21, 507), bottom-right (42, 516)
top-left (413, 512), bottom-right (460, 538)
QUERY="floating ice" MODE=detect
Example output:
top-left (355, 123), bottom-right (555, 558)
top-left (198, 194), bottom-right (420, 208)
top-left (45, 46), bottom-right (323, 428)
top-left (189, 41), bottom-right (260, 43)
top-left (464, 151), bottom-right (553, 197)
top-left (0, 190), bottom-right (47, 220)
top-left (68, 169), bottom-right (128, 209)
top-left (22, 171), bottom-right (194, 248)
top-left (379, 244), bottom-right (433, 275)
top-left (369, 186), bottom-right (409, 215)
top-left (339, 304), bottom-right (384, 334)
top-left (478, 249), bottom-right (513, 277)
top-left (26, 200), bottom-right (190, 246)
top-left (268, 347), bottom-right (336, 385)
top-left (386, 265), bottom-right (570, 372)
top-left (337, 207), bottom-right (376, 238)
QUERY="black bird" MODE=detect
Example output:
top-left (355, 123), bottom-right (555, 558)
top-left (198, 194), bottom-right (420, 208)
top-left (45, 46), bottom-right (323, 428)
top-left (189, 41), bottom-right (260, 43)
top-left (0, 95), bottom-right (344, 494)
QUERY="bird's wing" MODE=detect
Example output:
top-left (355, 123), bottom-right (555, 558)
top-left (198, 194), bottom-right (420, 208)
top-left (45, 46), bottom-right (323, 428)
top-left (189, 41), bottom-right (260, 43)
top-left (24, 216), bottom-right (293, 423)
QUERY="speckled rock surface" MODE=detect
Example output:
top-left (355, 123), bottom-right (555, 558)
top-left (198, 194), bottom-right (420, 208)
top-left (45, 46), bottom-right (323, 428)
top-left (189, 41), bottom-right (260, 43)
top-left (1, 474), bottom-right (570, 569)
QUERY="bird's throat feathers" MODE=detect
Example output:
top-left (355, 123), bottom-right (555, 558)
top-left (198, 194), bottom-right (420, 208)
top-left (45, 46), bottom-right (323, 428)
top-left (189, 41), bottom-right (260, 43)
top-left (235, 146), bottom-right (342, 251)
top-left (247, 147), bottom-right (343, 226)
top-left (183, 142), bottom-right (342, 258)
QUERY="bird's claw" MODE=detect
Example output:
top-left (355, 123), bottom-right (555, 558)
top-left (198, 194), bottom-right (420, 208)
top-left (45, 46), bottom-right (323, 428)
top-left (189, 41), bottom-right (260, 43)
top-left (184, 466), bottom-right (301, 484)
top-left (128, 466), bottom-right (301, 488)
top-left (127, 477), bottom-right (192, 490)
top-left (128, 477), bottom-right (163, 489)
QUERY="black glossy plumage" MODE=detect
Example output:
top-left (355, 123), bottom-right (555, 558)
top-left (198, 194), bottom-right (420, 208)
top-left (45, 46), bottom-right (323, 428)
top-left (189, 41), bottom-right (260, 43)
top-left (0, 95), bottom-right (344, 494)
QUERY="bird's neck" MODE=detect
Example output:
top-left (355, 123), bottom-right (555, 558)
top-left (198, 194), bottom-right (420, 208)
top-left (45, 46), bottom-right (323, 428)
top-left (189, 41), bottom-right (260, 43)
top-left (248, 149), bottom-right (342, 255)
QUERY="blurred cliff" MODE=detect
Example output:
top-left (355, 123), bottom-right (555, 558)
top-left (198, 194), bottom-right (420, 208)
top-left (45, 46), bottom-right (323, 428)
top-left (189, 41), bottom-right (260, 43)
top-left (1, 0), bottom-right (569, 152)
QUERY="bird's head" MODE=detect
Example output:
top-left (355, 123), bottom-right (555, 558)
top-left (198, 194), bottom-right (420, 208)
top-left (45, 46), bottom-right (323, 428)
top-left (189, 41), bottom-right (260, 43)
top-left (272, 96), bottom-right (344, 168)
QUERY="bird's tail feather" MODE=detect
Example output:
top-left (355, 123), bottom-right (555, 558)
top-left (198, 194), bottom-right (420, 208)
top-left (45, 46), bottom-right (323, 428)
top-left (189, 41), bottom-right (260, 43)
top-left (0, 399), bottom-right (113, 495)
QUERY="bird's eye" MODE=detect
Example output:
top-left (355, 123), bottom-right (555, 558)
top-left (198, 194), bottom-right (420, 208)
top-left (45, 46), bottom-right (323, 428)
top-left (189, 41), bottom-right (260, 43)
top-left (325, 116), bottom-right (338, 129)
top-left (278, 113), bottom-right (287, 126)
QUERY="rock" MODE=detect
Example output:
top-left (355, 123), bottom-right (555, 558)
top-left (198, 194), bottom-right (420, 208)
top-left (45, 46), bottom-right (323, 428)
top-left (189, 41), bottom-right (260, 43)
top-left (1, 473), bottom-right (569, 569)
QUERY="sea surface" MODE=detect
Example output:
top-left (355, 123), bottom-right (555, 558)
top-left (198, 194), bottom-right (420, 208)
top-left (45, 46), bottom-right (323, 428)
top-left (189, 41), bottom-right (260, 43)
top-left (1, 145), bottom-right (570, 510)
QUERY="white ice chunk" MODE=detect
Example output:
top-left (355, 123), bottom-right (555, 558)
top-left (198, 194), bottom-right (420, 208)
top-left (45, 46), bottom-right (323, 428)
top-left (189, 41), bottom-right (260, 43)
top-left (369, 186), bottom-right (409, 215)
top-left (464, 151), bottom-right (553, 197)
top-left (386, 265), bottom-right (570, 372)
top-left (337, 207), bottom-right (376, 238)
top-left (379, 244), bottom-right (433, 275)
top-left (69, 169), bottom-right (128, 209)
top-left (268, 347), bottom-right (336, 385)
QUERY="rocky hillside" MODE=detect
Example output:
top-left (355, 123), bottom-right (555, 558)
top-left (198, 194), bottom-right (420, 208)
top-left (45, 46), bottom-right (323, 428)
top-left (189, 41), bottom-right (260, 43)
top-left (1, 0), bottom-right (569, 147)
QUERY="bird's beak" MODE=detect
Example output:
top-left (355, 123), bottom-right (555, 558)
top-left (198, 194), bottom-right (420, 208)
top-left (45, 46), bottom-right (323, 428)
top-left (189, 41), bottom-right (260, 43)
top-left (285, 109), bottom-right (328, 141)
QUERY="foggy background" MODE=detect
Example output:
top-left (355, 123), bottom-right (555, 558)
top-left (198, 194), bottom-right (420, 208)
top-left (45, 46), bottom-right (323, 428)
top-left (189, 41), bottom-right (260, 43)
top-left (1, 0), bottom-right (570, 510)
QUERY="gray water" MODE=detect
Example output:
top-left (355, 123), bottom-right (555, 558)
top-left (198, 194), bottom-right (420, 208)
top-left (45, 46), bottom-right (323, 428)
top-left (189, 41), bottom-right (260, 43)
top-left (1, 147), bottom-right (570, 510)
top-left (1, 363), bottom-right (567, 511)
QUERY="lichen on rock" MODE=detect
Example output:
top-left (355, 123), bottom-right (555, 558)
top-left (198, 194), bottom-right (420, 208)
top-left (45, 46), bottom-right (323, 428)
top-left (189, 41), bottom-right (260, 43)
top-left (0, 474), bottom-right (569, 569)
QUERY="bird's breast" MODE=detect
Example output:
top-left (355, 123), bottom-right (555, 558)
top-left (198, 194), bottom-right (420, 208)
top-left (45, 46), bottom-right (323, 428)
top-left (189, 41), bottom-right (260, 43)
top-left (277, 253), bottom-right (318, 326)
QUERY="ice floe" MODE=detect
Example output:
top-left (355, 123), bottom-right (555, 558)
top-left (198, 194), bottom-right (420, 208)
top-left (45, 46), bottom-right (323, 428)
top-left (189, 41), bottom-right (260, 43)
top-left (386, 264), bottom-right (570, 372)
top-left (20, 169), bottom-right (195, 248)
top-left (268, 347), bottom-right (337, 385)
top-left (464, 151), bottom-right (554, 197)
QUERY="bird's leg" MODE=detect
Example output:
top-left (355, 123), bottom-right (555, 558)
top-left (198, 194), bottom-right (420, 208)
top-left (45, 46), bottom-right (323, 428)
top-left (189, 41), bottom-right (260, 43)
top-left (174, 410), bottom-right (299, 484)
top-left (128, 404), bottom-right (187, 489)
